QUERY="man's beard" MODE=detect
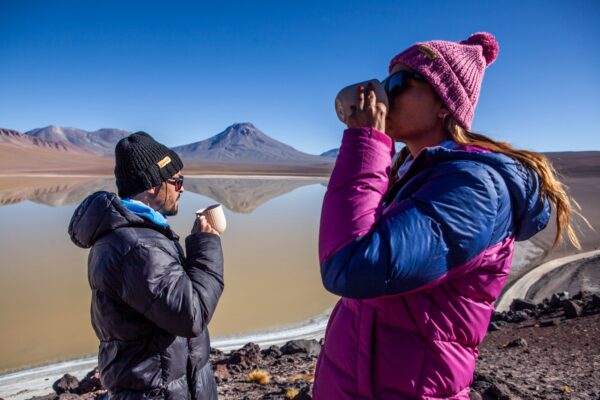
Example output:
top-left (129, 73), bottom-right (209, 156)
top-left (164, 206), bottom-right (178, 216)
top-left (162, 196), bottom-right (180, 216)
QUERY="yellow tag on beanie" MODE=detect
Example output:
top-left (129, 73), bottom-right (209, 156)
top-left (418, 45), bottom-right (438, 60)
top-left (157, 156), bottom-right (172, 168)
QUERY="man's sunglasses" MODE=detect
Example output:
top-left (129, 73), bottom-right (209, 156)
top-left (381, 70), bottom-right (427, 96)
top-left (166, 176), bottom-right (184, 191)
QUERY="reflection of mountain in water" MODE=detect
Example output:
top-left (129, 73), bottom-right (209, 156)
top-left (0, 179), bottom-right (116, 206)
top-left (0, 177), bottom-right (327, 213)
top-left (33, 179), bottom-right (117, 206)
top-left (185, 177), bottom-right (326, 213)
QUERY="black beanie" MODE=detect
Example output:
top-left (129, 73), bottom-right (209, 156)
top-left (114, 131), bottom-right (184, 198)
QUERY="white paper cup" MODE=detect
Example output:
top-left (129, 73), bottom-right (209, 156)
top-left (196, 204), bottom-right (227, 233)
top-left (335, 79), bottom-right (389, 124)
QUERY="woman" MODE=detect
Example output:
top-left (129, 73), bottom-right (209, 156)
top-left (314, 32), bottom-right (580, 399)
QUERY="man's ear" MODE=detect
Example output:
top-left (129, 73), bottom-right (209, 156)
top-left (144, 186), bottom-right (161, 201)
top-left (133, 187), bottom-right (157, 203)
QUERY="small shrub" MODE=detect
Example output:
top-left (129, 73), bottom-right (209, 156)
top-left (290, 373), bottom-right (314, 383)
top-left (285, 388), bottom-right (299, 399)
top-left (247, 369), bottom-right (270, 385)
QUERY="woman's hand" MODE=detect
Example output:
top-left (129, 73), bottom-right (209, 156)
top-left (347, 83), bottom-right (387, 132)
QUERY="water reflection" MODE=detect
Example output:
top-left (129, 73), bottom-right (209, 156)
top-left (0, 176), bottom-right (337, 373)
top-left (184, 177), bottom-right (327, 213)
top-left (0, 176), bottom-right (328, 213)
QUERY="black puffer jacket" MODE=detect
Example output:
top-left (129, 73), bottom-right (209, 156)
top-left (69, 191), bottom-right (224, 400)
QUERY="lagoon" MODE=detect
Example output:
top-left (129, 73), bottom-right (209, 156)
top-left (0, 176), bottom-right (338, 373)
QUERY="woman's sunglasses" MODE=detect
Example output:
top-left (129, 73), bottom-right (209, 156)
top-left (381, 70), bottom-right (427, 96)
top-left (166, 175), bottom-right (184, 191)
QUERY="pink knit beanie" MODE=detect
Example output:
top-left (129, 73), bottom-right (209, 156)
top-left (388, 32), bottom-right (499, 130)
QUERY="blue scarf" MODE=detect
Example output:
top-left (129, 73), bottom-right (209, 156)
top-left (397, 140), bottom-right (459, 179)
top-left (121, 198), bottom-right (169, 228)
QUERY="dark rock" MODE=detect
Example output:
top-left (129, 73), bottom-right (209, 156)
top-left (512, 310), bottom-right (529, 322)
top-left (77, 368), bottom-right (102, 394)
top-left (293, 387), bottom-right (312, 400)
top-left (506, 338), bottom-right (527, 348)
top-left (563, 300), bottom-right (582, 319)
top-left (281, 339), bottom-right (321, 357)
top-left (488, 321), bottom-right (506, 332)
top-left (550, 292), bottom-right (570, 308)
top-left (470, 391), bottom-right (483, 400)
top-left (227, 342), bottom-right (261, 367)
top-left (262, 345), bottom-right (283, 358)
top-left (539, 319), bottom-right (560, 327)
top-left (53, 374), bottom-right (80, 394)
top-left (490, 312), bottom-right (503, 322)
top-left (483, 382), bottom-right (516, 399)
top-left (510, 298), bottom-right (537, 312)
top-left (573, 291), bottom-right (592, 301)
top-left (592, 293), bottom-right (600, 308)
top-left (471, 372), bottom-right (494, 393)
top-left (523, 308), bottom-right (537, 316)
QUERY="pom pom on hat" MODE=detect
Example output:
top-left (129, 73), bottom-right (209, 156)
top-left (461, 32), bottom-right (499, 66)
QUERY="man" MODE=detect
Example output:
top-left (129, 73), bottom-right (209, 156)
top-left (69, 132), bottom-right (224, 399)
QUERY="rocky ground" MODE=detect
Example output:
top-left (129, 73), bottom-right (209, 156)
top-left (16, 291), bottom-right (600, 400)
top-left (474, 291), bottom-right (600, 399)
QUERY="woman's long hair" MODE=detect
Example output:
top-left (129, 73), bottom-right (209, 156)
top-left (388, 117), bottom-right (587, 249)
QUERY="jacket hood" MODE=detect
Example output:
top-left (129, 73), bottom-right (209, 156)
top-left (397, 147), bottom-right (551, 241)
top-left (69, 191), bottom-right (146, 248)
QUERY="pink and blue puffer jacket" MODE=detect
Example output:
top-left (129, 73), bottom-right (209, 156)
top-left (313, 128), bottom-right (550, 399)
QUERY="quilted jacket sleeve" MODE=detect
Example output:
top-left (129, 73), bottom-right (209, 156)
top-left (319, 127), bottom-right (395, 264)
top-left (319, 128), bottom-right (501, 299)
top-left (120, 232), bottom-right (224, 337)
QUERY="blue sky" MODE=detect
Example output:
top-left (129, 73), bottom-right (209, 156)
top-left (1, 0), bottom-right (599, 154)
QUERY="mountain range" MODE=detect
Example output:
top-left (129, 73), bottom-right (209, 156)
top-left (0, 123), bottom-right (334, 172)
top-left (24, 126), bottom-right (131, 157)
top-left (0, 128), bottom-right (92, 154)
top-left (172, 123), bottom-right (328, 165)
top-left (0, 128), bottom-right (113, 175)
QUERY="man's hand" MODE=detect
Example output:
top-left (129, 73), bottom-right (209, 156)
top-left (192, 215), bottom-right (220, 236)
top-left (346, 83), bottom-right (387, 132)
